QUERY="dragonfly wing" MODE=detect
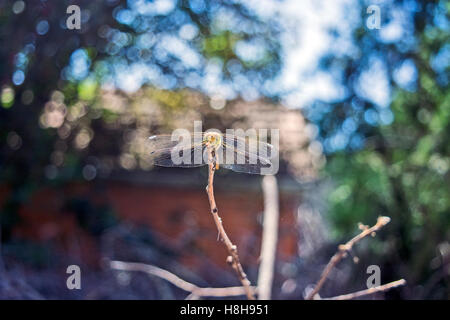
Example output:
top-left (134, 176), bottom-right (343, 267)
top-left (148, 135), bottom-right (207, 167)
top-left (220, 138), bottom-right (274, 174)
top-left (220, 163), bottom-right (270, 174)
top-left (223, 134), bottom-right (276, 159)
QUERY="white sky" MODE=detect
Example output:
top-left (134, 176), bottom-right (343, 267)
top-left (245, 0), bottom-right (397, 110)
top-left (115, 0), bottom-right (392, 110)
top-left (266, 0), bottom-right (353, 108)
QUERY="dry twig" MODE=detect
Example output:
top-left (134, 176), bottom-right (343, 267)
top-left (205, 147), bottom-right (256, 300)
top-left (109, 260), bottom-right (255, 299)
top-left (306, 216), bottom-right (391, 300)
top-left (325, 279), bottom-right (406, 300)
top-left (257, 175), bottom-right (279, 300)
top-left (0, 225), bottom-right (4, 273)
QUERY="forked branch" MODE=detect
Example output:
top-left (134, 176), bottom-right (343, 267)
top-left (109, 260), bottom-right (256, 299)
top-left (306, 216), bottom-right (392, 300)
top-left (325, 279), bottom-right (406, 300)
top-left (206, 147), bottom-right (255, 300)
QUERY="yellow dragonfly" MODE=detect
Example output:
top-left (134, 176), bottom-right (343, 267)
top-left (148, 132), bottom-right (276, 174)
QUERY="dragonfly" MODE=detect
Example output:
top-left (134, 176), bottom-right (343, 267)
top-left (148, 132), bottom-right (276, 174)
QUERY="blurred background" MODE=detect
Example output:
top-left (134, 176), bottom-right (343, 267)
top-left (0, 0), bottom-right (448, 299)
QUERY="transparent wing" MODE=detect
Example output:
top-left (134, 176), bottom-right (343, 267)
top-left (222, 134), bottom-right (276, 160)
top-left (219, 149), bottom-right (273, 174)
top-left (219, 134), bottom-right (275, 174)
top-left (148, 135), bottom-right (207, 167)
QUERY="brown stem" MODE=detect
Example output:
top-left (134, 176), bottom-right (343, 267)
top-left (325, 279), bottom-right (406, 300)
top-left (257, 175), bottom-right (279, 300)
top-left (306, 216), bottom-right (391, 300)
top-left (109, 260), bottom-right (256, 299)
top-left (206, 147), bottom-right (255, 300)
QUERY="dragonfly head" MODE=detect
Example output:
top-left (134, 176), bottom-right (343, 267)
top-left (203, 132), bottom-right (222, 149)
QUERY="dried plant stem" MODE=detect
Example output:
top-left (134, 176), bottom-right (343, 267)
top-left (0, 224), bottom-right (4, 273)
top-left (306, 216), bottom-right (391, 300)
top-left (109, 260), bottom-right (256, 299)
top-left (257, 175), bottom-right (279, 300)
top-left (325, 279), bottom-right (406, 300)
top-left (206, 147), bottom-right (255, 300)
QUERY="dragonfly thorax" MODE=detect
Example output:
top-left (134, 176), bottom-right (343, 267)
top-left (203, 132), bottom-right (222, 150)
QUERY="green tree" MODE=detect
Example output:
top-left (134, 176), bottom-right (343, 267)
top-left (313, 0), bottom-right (449, 298)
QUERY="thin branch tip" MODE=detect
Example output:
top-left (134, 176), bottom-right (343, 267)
top-left (326, 279), bottom-right (406, 300)
top-left (205, 146), bottom-right (255, 300)
top-left (306, 216), bottom-right (392, 300)
top-left (378, 216), bottom-right (391, 225)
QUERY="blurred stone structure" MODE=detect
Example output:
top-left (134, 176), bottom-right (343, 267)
top-left (2, 87), bottom-right (326, 292)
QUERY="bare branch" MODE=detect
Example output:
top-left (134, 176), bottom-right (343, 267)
top-left (325, 279), bottom-right (406, 300)
top-left (109, 260), bottom-right (255, 298)
top-left (306, 216), bottom-right (391, 300)
top-left (0, 224), bottom-right (4, 273)
top-left (257, 175), bottom-right (279, 300)
top-left (206, 147), bottom-right (256, 300)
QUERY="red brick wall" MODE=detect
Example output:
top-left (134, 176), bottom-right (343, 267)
top-left (7, 181), bottom-right (300, 269)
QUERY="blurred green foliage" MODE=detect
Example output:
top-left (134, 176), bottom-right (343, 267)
top-left (316, 0), bottom-right (449, 297)
top-left (0, 0), bottom-right (282, 242)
